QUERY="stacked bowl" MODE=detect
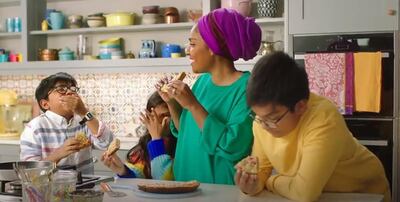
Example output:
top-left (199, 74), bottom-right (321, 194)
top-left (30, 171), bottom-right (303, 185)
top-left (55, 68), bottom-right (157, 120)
top-left (87, 13), bottom-right (106, 28)
top-left (142, 6), bottom-right (160, 25)
top-left (98, 37), bottom-right (123, 60)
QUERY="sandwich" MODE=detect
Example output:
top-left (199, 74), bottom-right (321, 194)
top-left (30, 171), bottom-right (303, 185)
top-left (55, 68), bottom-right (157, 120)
top-left (106, 138), bottom-right (120, 156)
top-left (235, 156), bottom-right (259, 174)
top-left (160, 72), bottom-right (186, 93)
top-left (75, 131), bottom-right (91, 149)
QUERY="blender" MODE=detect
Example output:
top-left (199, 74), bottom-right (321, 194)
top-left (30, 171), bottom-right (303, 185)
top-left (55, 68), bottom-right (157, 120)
top-left (0, 89), bottom-right (31, 138)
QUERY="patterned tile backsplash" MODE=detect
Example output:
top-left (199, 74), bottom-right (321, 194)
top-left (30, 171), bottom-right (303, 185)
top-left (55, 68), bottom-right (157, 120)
top-left (0, 73), bottom-right (197, 140)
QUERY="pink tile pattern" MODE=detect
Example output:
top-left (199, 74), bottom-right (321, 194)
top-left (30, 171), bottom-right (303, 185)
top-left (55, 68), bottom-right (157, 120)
top-left (304, 53), bottom-right (346, 114)
top-left (0, 73), bottom-right (197, 137)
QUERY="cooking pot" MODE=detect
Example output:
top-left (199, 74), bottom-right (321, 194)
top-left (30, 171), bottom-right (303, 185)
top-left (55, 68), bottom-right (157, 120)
top-left (164, 7), bottom-right (179, 23)
top-left (0, 161), bottom-right (53, 181)
top-left (104, 12), bottom-right (135, 27)
top-left (0, 158), bottom-right (96, 182)
top-left (58, 47), bottom-right (75, 61)
top-left (38, 48), bottom-right (59, 61)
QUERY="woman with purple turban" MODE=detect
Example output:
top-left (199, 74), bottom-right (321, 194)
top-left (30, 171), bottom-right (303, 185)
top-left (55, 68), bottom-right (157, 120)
top-left (153, 8), bottom-right (261, 184)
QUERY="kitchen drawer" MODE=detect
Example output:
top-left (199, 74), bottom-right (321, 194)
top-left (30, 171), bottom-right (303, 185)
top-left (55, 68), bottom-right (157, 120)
top-left (345, 119), bottom-right (393, 188)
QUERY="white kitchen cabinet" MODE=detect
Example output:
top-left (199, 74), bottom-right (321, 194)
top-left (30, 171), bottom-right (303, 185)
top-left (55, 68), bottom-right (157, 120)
top-left (289, 0), bottom-right (398, 34)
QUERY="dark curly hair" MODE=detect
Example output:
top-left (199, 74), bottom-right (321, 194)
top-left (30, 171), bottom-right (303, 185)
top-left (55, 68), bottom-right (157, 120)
top-left (126, 91), bottom-right (176, 178)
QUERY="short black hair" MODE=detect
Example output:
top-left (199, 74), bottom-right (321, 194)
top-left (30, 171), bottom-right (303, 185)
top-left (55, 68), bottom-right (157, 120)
top-left (35, 72), bottom-right (77, 112)
top-left (247, 52), bottom-right (310, 111)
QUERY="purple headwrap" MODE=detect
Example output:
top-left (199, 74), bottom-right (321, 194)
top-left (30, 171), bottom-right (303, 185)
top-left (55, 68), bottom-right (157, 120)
top-left (197, 8), bottom-right (261, 61)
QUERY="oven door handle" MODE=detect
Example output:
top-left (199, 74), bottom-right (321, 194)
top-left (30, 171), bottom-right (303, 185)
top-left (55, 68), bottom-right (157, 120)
top-left (358, 140), bottom-right (388, 147)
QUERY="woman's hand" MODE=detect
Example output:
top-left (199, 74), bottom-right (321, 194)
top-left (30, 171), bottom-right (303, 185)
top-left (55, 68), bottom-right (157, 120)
top-left (168, 80), bottom-right (200, 110)
top-left (234, 168), bottom-right (262, 196)
top-left (139, 108), bottom-right (170, 140)
top-left (101, 152), bottom-right (126, 176)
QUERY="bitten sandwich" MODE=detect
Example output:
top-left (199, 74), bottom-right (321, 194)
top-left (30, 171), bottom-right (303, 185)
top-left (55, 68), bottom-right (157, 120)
top-left (160, 72), bottom-right (187, 92)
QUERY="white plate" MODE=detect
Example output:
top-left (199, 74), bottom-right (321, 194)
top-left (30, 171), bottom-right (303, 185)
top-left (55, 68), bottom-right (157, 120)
top-left (132, 187), bottom-right (202, 199)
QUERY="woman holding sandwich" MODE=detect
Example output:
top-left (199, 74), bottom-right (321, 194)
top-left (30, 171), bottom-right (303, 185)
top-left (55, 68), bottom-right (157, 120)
top-left (154, 8), bottom-right (261, 184)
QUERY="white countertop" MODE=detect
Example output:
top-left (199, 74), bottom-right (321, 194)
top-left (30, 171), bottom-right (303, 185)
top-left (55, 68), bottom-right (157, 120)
top-left (103, 178), bottom-right (384, 202)
top-left (0, 138), bottom-right (135, 150)
top-left (0, 139), bottom-right (20, 145)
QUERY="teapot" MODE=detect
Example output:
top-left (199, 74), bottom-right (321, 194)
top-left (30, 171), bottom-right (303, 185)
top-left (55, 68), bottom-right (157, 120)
top-left (258, 40), bottom-right (282, 55)
top-left (139, 40), bottom-right (156, 58)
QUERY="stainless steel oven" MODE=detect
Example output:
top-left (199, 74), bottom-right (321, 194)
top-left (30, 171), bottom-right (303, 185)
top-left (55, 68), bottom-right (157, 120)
top-left (291, 32), bottom-right (399, 201)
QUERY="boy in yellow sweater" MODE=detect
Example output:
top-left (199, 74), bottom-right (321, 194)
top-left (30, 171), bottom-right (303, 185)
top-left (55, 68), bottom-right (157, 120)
top-left (235, 52), bottom-right (390, 202)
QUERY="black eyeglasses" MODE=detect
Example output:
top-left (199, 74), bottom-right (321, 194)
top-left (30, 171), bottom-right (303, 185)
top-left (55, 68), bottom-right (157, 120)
top-left (49, 85), bottom-right (80, 95)
top-left (250, 109), bottom-right (290, 129)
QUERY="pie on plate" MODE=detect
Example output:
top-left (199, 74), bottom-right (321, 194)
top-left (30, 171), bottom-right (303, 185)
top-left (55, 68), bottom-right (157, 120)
top-left (137, 180), bottom-right (200, 194)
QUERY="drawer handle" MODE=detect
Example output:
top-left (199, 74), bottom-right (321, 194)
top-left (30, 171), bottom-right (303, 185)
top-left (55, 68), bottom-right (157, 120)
top-left (358, 140), bottom-right (388, 146)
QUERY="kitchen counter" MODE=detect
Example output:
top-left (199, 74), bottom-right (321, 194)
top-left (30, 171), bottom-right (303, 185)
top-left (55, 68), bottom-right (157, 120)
top-left (104, 178), bottom-right (384, 202)
top-left (0, 139), bottom-right (20, 145)
top-left (0, 138), bottom-right (135, 150)
top-left (0, 139), bottom-right (130, 176)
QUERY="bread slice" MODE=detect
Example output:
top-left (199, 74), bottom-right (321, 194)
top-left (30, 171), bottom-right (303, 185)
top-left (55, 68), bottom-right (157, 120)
top-left (235, 156), bottom-right (259, 174)
top-left (160, 72), bottom-right (186, 93)
top-left (137, 180), bottom-right (200, 194)
top-left (75, 132), bottom-right (91, 149)
top-left (106, 138), bottom-right (120, 156)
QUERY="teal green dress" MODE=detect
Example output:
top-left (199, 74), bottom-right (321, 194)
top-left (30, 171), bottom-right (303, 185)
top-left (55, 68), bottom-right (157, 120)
top-left (171, 72), bottom-right (254, 184)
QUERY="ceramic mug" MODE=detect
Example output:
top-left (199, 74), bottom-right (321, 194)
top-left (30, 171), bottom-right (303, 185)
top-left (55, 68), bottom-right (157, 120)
top-left (0, 54), bottom-right (8, 63)
top-left (161, 44), bottom-right (181, 58)
top-left (47, 11), bottom-right (65, 30)
top-left (9, 53), bottom-right (18, 62)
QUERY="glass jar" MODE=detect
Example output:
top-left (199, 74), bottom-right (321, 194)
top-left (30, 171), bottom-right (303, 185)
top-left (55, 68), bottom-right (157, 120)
top-left (52, 170), bottom-right (77, 202)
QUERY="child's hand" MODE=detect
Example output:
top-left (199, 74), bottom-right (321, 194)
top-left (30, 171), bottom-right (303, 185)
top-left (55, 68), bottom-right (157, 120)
top-left (101, 152), bottom-right (126, 176)
top-left (139, 108), bottom-right (170, 140)
top-left (234, 167), bottom-right (261, 195)
top-left (59, 94), bottom-right (87, 116)
top-left (155, 76), bottom-right (174, 103)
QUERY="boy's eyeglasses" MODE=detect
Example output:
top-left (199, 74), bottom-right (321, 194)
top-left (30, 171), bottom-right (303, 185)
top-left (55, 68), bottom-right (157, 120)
top-left (49, 85), bottom-right (80, 95)
top-left (249, 109), bottom-right (289, 129)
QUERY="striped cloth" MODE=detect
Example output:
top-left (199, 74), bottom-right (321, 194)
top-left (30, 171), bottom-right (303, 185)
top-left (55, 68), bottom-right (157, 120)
top-left (20, 110), bottom-right (114, 174)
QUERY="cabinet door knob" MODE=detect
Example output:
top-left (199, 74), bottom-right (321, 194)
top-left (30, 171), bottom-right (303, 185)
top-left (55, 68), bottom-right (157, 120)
top-left (387, 9), bottom-right (396, 16)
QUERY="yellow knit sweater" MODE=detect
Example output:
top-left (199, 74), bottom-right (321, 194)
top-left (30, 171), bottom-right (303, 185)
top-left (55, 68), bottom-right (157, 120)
top-left (252, 93), bottom-right (390, 202)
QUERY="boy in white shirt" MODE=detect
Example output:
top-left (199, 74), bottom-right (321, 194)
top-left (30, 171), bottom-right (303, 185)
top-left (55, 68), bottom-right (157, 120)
top-left (20, 72), bottom-right (114, 174)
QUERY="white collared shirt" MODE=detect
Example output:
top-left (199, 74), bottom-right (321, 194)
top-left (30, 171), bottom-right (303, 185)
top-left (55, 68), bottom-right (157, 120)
top-left (20, 110), bottom-right (114, 174)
